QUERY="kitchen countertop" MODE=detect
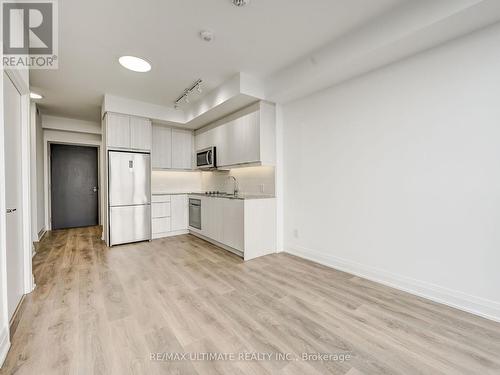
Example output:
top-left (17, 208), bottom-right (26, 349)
top-left (152, 192), bottom-right (202, 196)
top-left (151, 192), bottom-right (274, 200)
top-left (188, 192), bottom-right (275, 200)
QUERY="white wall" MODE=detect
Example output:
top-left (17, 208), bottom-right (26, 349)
top-left (42, 115), bottom-right (101, 135)
top-left (282, 23), bottom-right (500, 321)
top-left (35, 110), bottom-right (44, 236)
top-left (29, 104), bottom-right (45, 241)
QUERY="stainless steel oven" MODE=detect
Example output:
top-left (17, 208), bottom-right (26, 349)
top-left (196, 147), bottom-right (216, 169)
top-left (189, 198), bottom-right (201, 230)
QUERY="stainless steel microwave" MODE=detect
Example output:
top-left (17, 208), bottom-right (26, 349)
top-left (196, 147), bottom-right (216, 169)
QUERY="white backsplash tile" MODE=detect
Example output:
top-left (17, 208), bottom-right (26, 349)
top-left (151, 170), bottom-right (202, 194)
top-left (202, 166), bottom-right (275, 196)
top-left (152, 166), bottom-right (275, 196)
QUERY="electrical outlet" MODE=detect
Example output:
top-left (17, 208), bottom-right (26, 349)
top-left (293, 229), bottom-right (299, 238)
top-left (259, 184), bottom-right (265, 193)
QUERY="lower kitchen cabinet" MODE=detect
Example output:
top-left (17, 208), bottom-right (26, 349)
top-left (201, 197), bottom-right (223, 242)
top-left (171, 195), bottom-right (188, 231)
top-left (152, 201), bottom-right (170, 218)
top-left (222, 199), bottom-right (244, 252)
top-left (152, 194), bottom-right (189, 239)
top-left (152, 217), bottom-right (171, 234)
top-left (188, 195), bottom-right (276, 260)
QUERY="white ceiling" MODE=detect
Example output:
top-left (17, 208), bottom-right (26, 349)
top-left (30, 0), bottom-right (405, 121)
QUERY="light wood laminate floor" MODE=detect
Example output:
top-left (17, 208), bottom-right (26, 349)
top-left (1, 226), bottom-right (500, 374)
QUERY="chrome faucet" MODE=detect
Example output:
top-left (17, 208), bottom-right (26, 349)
top-left (228, 176), bottom-right (239, 196)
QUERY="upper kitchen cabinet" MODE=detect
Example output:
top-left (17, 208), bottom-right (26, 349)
top-left (152, 125), bottom-right (172, 169)
top-left (171, 128), bottom-right (193, 169)
top-left (152, 124), bottom-right (193, 170)
top-left (130, 116), bottom-right (152, 150)
top-left (105, 113), bottom-right (130, 149)
top-left (194, 101), bottom-right (275, 168)
top-left (104, 112), bottom-right (152, 151)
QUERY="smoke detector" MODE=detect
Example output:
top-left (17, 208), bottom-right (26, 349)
top-left (199, 30), bottom-right (214, 42)
top-left (232, 0), bottom-right (250, 7)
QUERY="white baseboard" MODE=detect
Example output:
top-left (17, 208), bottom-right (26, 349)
top-left (152, 229), bottom-right (189, 239)
top-left (286, 245), bottom-right (500, 323)
top-left (188, 231), bottom-right (244, 258)
top-left (0, 326), bottom-right (10, 369)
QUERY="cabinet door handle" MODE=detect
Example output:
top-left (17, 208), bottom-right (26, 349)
top-left (6, 208), bottom-right (16, 213)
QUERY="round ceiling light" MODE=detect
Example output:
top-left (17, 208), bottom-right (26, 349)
top-left (30, 92), bottom-right (43, 99)
top-left (118, 56), bottom-right (151, 72)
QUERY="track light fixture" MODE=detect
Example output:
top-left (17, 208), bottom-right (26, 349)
top-left (174, 79), bottom-right (203, 109)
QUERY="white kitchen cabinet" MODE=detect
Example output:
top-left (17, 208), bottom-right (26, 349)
top-left (106, 113), bottom-right (130, 149)
top-left (212, 123), bottom-right (228, 166)
top-left (188, 195), bottom-right (276, 260)
top-left (222, 199), bottom-right (244, 252)
top-left (152, 202), bottom-right (171, 218)
top-left (153, 217), bottom-right (171, 234)
top-left (152, 125), bottom-right (172, 169)
top-left (194, 101), bottom-right (275, 168)
top-left (171, 195), bottom-right (188, 231)
top-left (172, 129), bottom-right (193, 169)
top-left (200, 197), bottom-right (212, 238)
top-left (224, 111), bottom-right (260, 166)
top-left (223, 119), bottom-right (237, 166)
top-left (152, 194), bottom-right (171, 203)
top-left (105, 112), bottom-right (152, 151)
top-left (130, 117), bottom-right (152, 150)
top-left (199, 197), bottom-right (223, 241)
top-left (241, 110), bottom-right (260, 163)
top-left (194, 130), bottom-right (210, 151)
top-left (152, 125), bottom-right (193, 170)
top-left (152, 194), bottom-right (189, 239)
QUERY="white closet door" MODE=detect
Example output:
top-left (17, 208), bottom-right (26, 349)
top-left (3, 72), bottom-right (24, 320)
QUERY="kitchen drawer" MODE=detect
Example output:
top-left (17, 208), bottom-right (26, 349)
top-left (152, 202), bottom-right (171, 218)
top-left (152, 217), bottom-right (171, 234)
top-left (152, 194), bottom-right (171, 203)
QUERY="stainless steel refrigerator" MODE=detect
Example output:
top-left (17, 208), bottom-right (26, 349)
top-left (108, 151), bottom-right (151, 246)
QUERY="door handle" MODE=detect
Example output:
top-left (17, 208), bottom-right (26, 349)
top-left (92, 187), bottom-right (98, 193)
top-left (6, 208), bottom-right (16, 213)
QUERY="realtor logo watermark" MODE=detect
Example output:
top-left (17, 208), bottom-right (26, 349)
top-left (2, 0), bottom-right (58, 69)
